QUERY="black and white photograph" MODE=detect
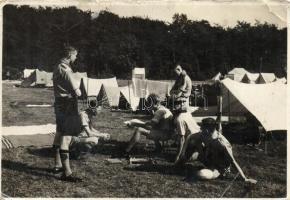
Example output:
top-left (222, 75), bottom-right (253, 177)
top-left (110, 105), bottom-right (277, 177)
top-left (1, 0), bottom-right (288, 198)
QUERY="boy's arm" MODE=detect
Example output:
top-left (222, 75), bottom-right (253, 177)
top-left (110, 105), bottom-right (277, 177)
top-left (64, 70), bottom-right (81, 97)
top-left (221, 140), bottom-right (257, 184)
top-left (84, 125), bottom-right (93, 137)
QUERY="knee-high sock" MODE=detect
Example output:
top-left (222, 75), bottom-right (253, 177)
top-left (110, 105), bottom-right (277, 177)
top-left (60, 149), bottom-right (72, 176)
top-left (53, 145), bottom-right (62, 168)
top-left (126, 131), bottom-right (141, 153)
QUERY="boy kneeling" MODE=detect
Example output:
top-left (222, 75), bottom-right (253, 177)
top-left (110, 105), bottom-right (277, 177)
top-left (54, 98), bottom-right (110, 182)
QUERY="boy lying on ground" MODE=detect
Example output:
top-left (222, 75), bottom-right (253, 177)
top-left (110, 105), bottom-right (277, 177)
top-left (53, 98), bottom-right (110, 182)
top-left (175, 117), bottom-right (257, 184)
top-left (121, 94), bottom-right (174, 158)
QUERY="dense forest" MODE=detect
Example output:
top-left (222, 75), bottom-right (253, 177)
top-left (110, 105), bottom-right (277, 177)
top-left (3, 5), bottom-right (287, 80)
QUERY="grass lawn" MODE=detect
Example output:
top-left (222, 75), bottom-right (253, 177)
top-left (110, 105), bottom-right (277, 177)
top-left (1, 82), bottom-right (287, 198)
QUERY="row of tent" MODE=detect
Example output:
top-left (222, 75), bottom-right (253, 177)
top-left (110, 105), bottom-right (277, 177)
top-left (21, 69), bottom-right (87, 88)
top-left (79, 77), bottom-right (175, 111)
top-left (212, 67), bottom-right (286, 84)
top-left (81, 76), bottom-right (286, 131)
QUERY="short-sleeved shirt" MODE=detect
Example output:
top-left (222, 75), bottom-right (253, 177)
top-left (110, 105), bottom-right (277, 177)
top-left (63, 110), bottom-right (91, 136)
top-left (204, 133), bottom-right (232, 172)
top-left (53, 58), bottom-right (79, 98)
top-left (151, 105), bottom-right (173, 131)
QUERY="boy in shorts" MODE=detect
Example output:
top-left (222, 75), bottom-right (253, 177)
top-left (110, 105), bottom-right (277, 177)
top-left (56, 98), bottom-right (110, 182)
top-left (124, 94), bottom-right (174, 157)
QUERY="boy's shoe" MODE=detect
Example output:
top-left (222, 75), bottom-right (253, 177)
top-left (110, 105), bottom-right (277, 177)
top-left (60, 173), bottom-right (82, 182)
top-left (52, 167), bottom-right (63, 174)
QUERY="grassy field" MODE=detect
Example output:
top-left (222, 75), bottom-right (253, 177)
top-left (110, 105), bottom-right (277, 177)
top-left (1, 82), bottom-right (287, 198)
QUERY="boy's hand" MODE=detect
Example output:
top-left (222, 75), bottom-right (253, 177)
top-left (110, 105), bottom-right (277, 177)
top-left (101, 133), bottom-right (110, 141)
top-left (75, 88), bottom-right (81, 97)
top-left (244, 178), bottom-right (257, 184)
top-left (86, 137), bottom-right (99, 145)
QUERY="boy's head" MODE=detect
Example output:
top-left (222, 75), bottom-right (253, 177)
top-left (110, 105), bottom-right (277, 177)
top-left (86, 98), bottom-right (99, 116)
top-left (174, 65), bottom-right (183, 76)
top-left (63, 45), bottom-right (78, 63)
top-left (201, 117), bottom-right (216, 133)
top-left (147, 93), bottom-right (162, 110)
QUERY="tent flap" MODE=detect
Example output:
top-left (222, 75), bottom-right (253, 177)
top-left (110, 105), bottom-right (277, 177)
top-left (221, 78), bottom-right (286, 131)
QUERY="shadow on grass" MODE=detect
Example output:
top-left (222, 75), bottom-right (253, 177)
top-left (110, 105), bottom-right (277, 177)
top-left (124, 162), bottom-right (203, 180)
top-left (2, 159), bottom-right (57, 179)
top-left (26, 147), bottom-right (54, 158)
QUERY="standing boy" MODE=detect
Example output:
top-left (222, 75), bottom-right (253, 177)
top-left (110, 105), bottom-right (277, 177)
top-left (52, 46), bottom-right (82, 182)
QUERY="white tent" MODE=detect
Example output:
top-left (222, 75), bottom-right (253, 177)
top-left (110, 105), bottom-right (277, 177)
top-left (256, 73), bottom-right (276, 84)
top-left (80, 77), bottom-right (118, 97)
top-left (212, 72), bottom-right (221, 81)
top-left (132, 78), bottom-right (148, 98)
top-left (98, 85), bottom-right (120, 107)
top-left (72, 72), bottom-right (87, 88)
top-left (132, 68), bottom-right (145, 80)
top-left (132, 78), bottom-right (174, 98)
top-left (23, 68), bottom-right (35, 78)
top-left (227, 67), bottom-right (249, 82)
top-left (240, 72), bottom-right (259, 84)
top-left (21, 69), bottom-right (52, 87)
top-left (275, 77), bottom-right (287, 84)
top-left (119, 85), bottom-right (140, 111)
top-left (221, 78), bottom-right (286, 131)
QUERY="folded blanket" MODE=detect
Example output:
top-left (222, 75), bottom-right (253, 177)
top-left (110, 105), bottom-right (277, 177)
top-left (2, 133), bottom-right (55, 149)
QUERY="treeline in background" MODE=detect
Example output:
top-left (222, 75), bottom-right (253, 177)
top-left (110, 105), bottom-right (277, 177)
top-left (3, 5), bottom-right (287, 80)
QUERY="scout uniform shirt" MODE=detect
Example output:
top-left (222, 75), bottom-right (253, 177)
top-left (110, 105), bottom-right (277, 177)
top-left (53, 58), bottom-right (79, 98)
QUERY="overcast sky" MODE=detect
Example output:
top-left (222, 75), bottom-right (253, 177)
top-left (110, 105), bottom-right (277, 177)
top-left (85, 1), bottom-right (287, 28)
top-left (8, 0), bottom-right (288, 28)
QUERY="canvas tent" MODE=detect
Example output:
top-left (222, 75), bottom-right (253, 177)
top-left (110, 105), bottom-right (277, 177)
top-left (227, 67), bottom-right (248, 82)
top-left (275, 77), bottom-right (287, 84)
top-left (80, 77), bottom-right (118, 97)
top-left (72, 72), bottom-right (87, 88)
top-left (119, 85), bottom-right (140, 111)
top-left (21, 69), bottom-right (52, 87)
top-left (212, 72), bottom-right (221, 81)
top-left (45, 72), bottom-right (53, 87)
top-left (240, 72), bottom-right (259, 84)
top-left (255, 73), bottom-right (276, 84)
top-left (132, 78), bottom-right (148, 98)
top-left (97, 85), bottom-right (120, 107)
top-left (132, 68), bottom-right (145, 80)
top-left (146, 80), bottom-right (172, 97)
top-left (132, 78), bottom-right (174, 98)
top-left (23, 68), bottom-right (35, 78)
top-left (221, 78), bottom-right (286, 131)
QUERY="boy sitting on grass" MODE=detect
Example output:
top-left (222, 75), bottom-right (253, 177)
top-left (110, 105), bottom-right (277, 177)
top-left (122, 93), bottom-right (174, 158)
top-left (54, 98), bottom-right (110, 182)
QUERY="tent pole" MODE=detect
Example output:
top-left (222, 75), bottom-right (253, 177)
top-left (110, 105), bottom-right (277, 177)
top-left (128, 79), bottom-right (132, 114)
top-left (217, 81), bottom-right (223, 134)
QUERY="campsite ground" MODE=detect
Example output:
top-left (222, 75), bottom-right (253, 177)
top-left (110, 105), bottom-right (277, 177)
top-left (2, 82), bottom-right (287, 198)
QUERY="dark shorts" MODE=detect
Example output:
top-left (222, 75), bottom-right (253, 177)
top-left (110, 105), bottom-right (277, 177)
top-left (54, 97), bottom-right (78, 133)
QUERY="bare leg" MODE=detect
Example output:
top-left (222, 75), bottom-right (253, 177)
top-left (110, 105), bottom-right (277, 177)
top-left (125, 127), bottom-right (150, 153)
top-left (60, 136), bottom-right (73, 176)
top-left (53, 131), bottom-right (62, 168)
